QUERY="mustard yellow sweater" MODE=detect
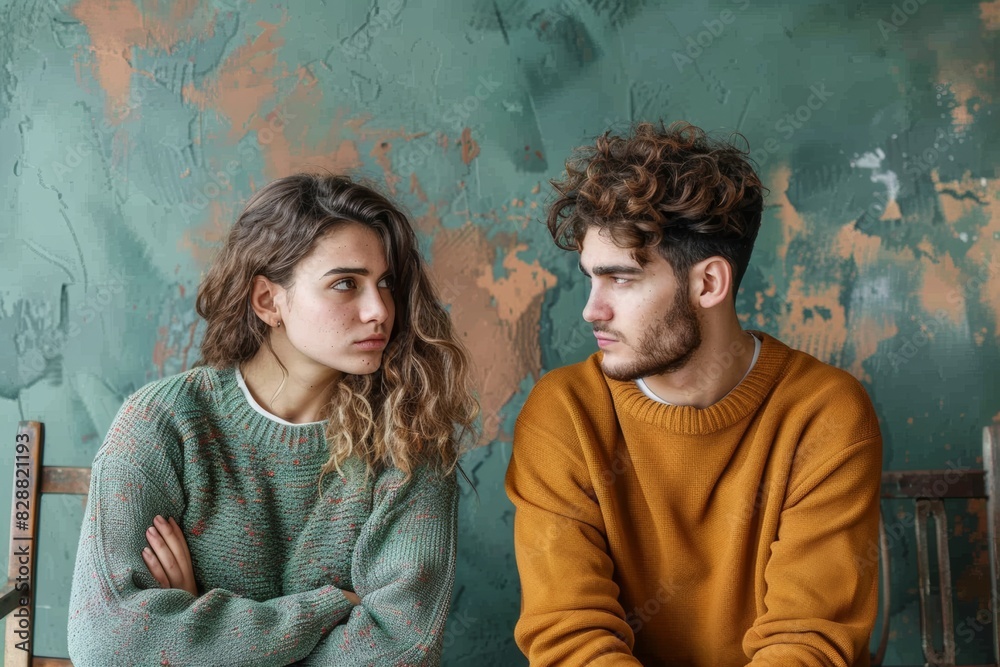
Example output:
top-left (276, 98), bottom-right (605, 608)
top-left (505, 333), bottom-right (882, 666)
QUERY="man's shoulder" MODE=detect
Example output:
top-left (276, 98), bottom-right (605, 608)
top-left (764, 334), bottom-right (880, 440)
top-left (516, 353), bottom-right (614, 433)
top-left (778, 340), bottom-right (872, 403)
top-left (526, 353), bottom-right (610, 404)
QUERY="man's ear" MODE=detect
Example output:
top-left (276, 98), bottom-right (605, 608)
top-left (691, 257), bottom-right (733, 309)
top-left (249, 275), bottom-right (284, 328)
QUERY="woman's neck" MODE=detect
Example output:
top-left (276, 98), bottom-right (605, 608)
top-left (240, 347), bottom-right (342, 424)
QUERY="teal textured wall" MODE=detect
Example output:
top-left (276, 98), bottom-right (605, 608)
top-left (1, 0), bottom-right (998, 662)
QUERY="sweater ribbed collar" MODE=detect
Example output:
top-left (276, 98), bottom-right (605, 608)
top-left (606, 331), bottom-right (792, 435)
top-left (207, 365), bottom-right (330, 452)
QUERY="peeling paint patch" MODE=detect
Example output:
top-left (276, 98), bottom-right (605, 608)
top-left (920, 252), bottom-right (966, 325)
top-left (183, 19), bottom-right (287, 140)
top-left (72, 0), bottom-right (211, 116)
top-left (851, 148), bottom-right (901, 219)
top-left (980, 0), bottom-right (1000, 29)
top-left (460, 127), bottom-right (481, 165)
top-left (778, 266), bottom-right (848, 366)
top-left (768, 165), bottom-right (805, 261)
top-left (427, 220), bottom-right (549, 444)
top-left (848, 313), bottom-right (898, 382)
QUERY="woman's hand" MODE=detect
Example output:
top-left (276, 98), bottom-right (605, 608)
top-left (141, 515), bottom-right (198, 596)
top-left (342, 591), bottom-right (361, 605)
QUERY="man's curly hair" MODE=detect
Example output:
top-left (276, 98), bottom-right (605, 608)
top-left (547, 121), bottom-right (766, 291)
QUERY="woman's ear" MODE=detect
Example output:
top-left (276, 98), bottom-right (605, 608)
top-left (692, 257), bottom-right (733, 309)
top-left (250, 275), bottom-right (284, 328)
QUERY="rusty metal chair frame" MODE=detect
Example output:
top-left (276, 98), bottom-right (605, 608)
top-left (0, 421), bottom-right (90, 667)
top-left (871, 424), bottom-right (1000, 667)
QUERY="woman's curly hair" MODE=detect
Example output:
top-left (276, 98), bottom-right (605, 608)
top-left (547, 121), bottom-right (766, 289)
top-left (195, 173), bottom-right (479, 479)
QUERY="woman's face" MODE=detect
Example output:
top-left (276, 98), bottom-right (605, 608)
top-left (275, 222), bottom-right (396, 376)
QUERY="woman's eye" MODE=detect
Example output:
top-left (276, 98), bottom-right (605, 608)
top-left (332, 278), bottom-right (357, 291)
top-left (378, 276), bottom-right (394, 290)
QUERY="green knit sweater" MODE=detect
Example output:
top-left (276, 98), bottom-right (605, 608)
top-left (68, 365), bottom-right (458, 666)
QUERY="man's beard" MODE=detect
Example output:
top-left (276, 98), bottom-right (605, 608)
top-left (598, 286), bottom-right (702, 382)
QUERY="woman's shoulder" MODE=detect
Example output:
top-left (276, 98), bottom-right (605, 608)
top-left (126, 365), bottom-right (234, 413)
top-left (105, 365), bottom-right (237, 446)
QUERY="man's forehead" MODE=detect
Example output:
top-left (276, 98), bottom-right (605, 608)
top-left (579, 228), bottom-right (643, 269)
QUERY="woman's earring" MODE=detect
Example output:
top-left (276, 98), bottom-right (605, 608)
top-left (276, 320), bottom-right (282, 328)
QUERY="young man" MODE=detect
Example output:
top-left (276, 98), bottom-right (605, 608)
top-left (506, 122), bottom-right (882, 666)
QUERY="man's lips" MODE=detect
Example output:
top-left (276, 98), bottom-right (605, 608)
top-left (594, 333), bottom-right (617, 348)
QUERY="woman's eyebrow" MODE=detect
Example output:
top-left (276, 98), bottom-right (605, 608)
top-left (322, 267), bottom-right (370, 277)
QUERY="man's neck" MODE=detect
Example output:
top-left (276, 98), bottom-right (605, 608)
top-left (240, 345), bottom-right (342, 424)
top-left (640, 327), bottom-right (758, 409)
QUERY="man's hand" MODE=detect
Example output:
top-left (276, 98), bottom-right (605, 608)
top-left (142, 515), bottom-right (198, 596)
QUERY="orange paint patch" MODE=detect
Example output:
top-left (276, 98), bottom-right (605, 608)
top-left (768, 165), bottom-right (805, 261)
top-left (475, 243), bottom-right (556, 324)
top-left (880, 198), bottom-right (902, 221)
top-left (934, 171), bottom-right (989, 223)
top-left (72, 0), bottom-right (210, 117)
top-left (848, 314), bottom-right (898, 383)
top-left (152, 326), bottom-right (174, 378)
top-left (460, 128), bottom-right (480, 165)
top-left (409, 174), bottom-right (428, 203)
top-left (777, 266), bottom-right (848, 365)
top-left (369, 140), bottom-right (400, 195)
top-left (178, 200), bottom-right (234, 266)
top-left (183, 19), bottom-right (286, 140)
top-left (414, 203), bottom-right (444, 237)
top-left (835, 223), bottom-right (881, 268)
top-left (980, 0), bottom-right (1000, 29)
top-left (930, 40), bottom-right (993, 131)
top-left (944, 176), bottom-right (1000, 337)
top-left (919, 253), bottom-right (966, 325)
top-left (428, 223), bottom-right (552, 444)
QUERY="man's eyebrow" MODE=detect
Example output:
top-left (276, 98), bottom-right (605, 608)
top-left (578, 262), bottom-right (643, 277)
top-left (321, 267), bottom-right (370, 277)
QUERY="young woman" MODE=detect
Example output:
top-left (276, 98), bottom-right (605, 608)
top-left (68, 173), bottom-right (479, 666)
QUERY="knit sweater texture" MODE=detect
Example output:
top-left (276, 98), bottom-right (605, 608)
top-left (505, 332), bottom-right (882, 666)
top-left (68, 365), bottom-right (458, 666)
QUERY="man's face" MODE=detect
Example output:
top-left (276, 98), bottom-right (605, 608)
top-left (579, 227), bottom-right (702, 381)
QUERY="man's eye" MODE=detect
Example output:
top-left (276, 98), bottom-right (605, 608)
top-left (613, 277), bottom-right (631, 285)
top-left (332, 278), bottom-right (356, 291)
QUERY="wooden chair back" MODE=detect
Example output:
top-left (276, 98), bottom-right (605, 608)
top-left (1, 421), bottom-right (90, 667)
top-left (871, 424), bottom-right (1000, 666)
